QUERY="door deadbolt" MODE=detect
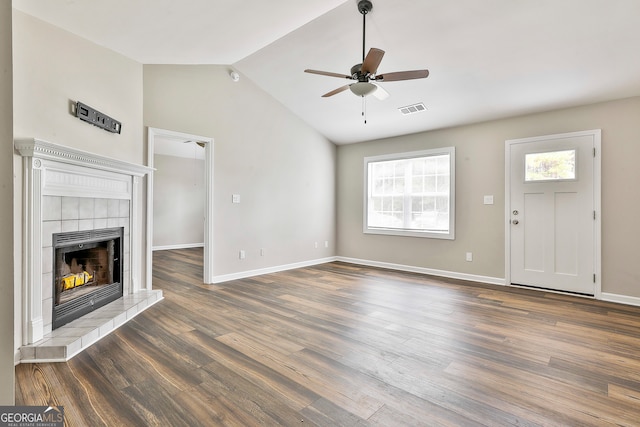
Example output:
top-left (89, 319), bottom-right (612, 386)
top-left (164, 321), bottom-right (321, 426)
top-left (512, 210), bottom-right (519, 215)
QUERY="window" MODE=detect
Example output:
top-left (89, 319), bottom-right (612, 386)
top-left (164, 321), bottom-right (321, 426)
top-left (525, 149), bottom-right (576, 181)
top-left (364, 147), bottom-right (455, 239)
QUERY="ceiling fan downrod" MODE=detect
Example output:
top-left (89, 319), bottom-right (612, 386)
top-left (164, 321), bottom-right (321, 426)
top-left (358, 0), bottom-right (373, 63)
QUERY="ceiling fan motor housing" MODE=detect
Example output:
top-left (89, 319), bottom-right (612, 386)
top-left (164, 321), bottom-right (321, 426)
top-left (351, 63), bottom-right (369, 81)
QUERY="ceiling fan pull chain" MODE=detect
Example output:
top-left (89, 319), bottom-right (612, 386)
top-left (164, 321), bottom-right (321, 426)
top-left (362, 96), bottom-right (367, 124)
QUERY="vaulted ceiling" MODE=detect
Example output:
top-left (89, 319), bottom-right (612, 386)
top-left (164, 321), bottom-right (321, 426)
top-left (13, 0), bottom-right (640, 144)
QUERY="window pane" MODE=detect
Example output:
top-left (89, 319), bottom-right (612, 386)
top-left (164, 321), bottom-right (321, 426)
top-left (525, 150), bottom-right (576, 181)
top-left (436, 196), bottom-right (449, 213)
top-left (437, 175), bottom-right (450, 192)
top-left (436, 155), bottom-right (450, 174)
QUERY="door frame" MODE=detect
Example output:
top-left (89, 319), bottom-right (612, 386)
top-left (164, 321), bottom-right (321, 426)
top-left (504, 129), bottom-right (602, 298)
top-left (147, 127), bottom-right (215, 284)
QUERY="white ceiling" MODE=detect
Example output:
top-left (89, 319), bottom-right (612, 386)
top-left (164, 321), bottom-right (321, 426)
top-left (13, 0), bottom-right (640, 144)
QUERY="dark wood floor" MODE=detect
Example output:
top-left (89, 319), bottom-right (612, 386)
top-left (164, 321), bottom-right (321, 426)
top-left (15, 248), bottom-right (640, 426)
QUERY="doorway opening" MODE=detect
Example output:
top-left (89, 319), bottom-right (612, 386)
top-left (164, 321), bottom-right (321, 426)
top-left (147, 127), bottom-right (214, 283)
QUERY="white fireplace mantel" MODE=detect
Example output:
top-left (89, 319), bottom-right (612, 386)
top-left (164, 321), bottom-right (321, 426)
top-left (15, 138), bottom-right (157, 352)
top-left (15, 138), bottom-right (152, 177)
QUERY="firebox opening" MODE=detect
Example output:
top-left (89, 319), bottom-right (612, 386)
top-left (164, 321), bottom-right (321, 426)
top-left (53, 227), bottom-right (124, 329)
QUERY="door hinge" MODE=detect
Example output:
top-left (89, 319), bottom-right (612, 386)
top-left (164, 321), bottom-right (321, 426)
top-left (593, 147), bottom-right (596, 157)
top-left (593, 210), bottom-right (596, 220)
top-left (593, 273), bottom-right (596, 283)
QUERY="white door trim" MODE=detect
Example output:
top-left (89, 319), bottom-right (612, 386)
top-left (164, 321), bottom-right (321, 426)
top-left (147, 127), bottom-right (215, 284)
top-left (504, 129), bottom-right (601, 298)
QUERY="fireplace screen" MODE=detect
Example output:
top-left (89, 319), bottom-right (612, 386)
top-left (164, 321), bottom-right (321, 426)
top-left (53, 227), bottom-right (123, 329)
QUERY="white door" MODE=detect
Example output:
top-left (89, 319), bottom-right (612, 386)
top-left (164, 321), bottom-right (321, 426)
top-left (507, 130), bottom-right (599, 295)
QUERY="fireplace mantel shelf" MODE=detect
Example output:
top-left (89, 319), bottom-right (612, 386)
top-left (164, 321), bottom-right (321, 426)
top-left (15, 138), bottom-right (153, 177)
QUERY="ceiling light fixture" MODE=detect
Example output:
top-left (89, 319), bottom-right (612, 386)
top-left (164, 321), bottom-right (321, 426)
top-left (229, 71), bottom-right (240, 82)
top-left (349, 82), bottom-right (377, 97)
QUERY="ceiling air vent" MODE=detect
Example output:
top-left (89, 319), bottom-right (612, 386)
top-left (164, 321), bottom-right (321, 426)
top-left (398, 103), bottom-right (427, 115)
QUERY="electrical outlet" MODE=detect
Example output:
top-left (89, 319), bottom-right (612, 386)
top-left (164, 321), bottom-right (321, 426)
top-left (239, 250), bottom-right (245, 259)
top-left (466, 252), bottom-right (473, 262)
top-left (260, 248), bottom-right (265, 256)
top-left (314, 242), bottom-right (319, 249)
top-left (324, 241), bottom-right (329, 248)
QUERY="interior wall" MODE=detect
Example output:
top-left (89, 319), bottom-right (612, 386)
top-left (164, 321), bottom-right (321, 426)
top-left (153, 153), bottom-right (205, 249)
top-left (337, 96), bottom-right (640, 299)
top-left (12, 11), bottom-right (144, 357)
top-left (12, 10), bottom-right (143, 160)
top-left (0, 1), bottom-right (14, 405)
top-left (144, 65), bottom-right (336, 277)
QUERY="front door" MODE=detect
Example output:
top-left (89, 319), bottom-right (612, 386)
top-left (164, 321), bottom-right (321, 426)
top-left (507, 130), bottom-right (600, 295)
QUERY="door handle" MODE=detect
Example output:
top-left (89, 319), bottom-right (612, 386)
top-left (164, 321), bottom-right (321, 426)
top-left (512, 219), bottom-right (519, 225)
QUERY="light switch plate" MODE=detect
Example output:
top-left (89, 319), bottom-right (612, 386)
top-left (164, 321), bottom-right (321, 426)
top-left (232, 194), bottom-right (241, 204)
top-left (483, 195), bottom-right (494, 205)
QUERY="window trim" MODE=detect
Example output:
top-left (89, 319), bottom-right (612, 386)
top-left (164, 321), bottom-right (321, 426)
top-left (363, 147), bottom-right (455, 240)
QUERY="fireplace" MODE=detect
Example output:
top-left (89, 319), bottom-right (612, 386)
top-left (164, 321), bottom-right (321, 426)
top-left (53, 227), bottom-right (123, 329)
top-left (15, 139), bottom-right (162, 361)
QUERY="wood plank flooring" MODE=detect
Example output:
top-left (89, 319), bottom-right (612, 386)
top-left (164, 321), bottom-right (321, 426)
top-left (15, 248), bottom-right (640, 426)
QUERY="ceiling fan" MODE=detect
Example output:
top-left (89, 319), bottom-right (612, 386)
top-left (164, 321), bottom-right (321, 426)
top-left (304, 0), bottom-right (429, 99)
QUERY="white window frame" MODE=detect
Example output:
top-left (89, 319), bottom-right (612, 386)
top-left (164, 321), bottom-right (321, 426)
top-left (363, 147), bottom-right (455, 239)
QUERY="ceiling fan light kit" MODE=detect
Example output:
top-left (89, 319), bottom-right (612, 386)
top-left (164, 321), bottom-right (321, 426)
top-left (350, 81), bottom-right (377, 96)
top-left (304, 0), bottom-right (429, 101)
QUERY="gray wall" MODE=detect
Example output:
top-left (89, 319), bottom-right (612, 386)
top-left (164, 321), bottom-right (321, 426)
top-left (1, 1), bottom-right (14, 405)
top-left (337, 96), bottom-right (640, 298)
top-left (144, 65), bottom-right (336, 277)
top-left (153, 153), bottom-right (205, 249)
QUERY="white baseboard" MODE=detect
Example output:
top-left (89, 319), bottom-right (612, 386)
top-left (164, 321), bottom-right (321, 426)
top-left (153, 243), bottom-right (204, 251)
top-left (211, 257), bottom-right (338, 284)
top-left (336, 257), bottom-right (506, 286)
top-left (601, 292), bottom-right (640, 307)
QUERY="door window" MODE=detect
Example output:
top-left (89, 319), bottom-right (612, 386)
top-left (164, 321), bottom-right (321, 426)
top-left (525, 149), bottom-right (576, 182)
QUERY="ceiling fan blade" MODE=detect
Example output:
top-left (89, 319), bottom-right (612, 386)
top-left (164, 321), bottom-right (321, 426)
top-left (322, 85), bottom-right (351, 97)
top-left (361, 48), bottom-right (385, 75)
top-left (371, 83), bottom-right (389, 100)
top-left (375, 69), bottom-right (429, 82)
top-left (305, 69), bottom-right (352, 79)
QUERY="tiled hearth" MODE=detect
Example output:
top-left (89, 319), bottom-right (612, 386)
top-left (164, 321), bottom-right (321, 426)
top-left (20, 290), bottom-right (162, 362)
top-left (15, 138), bottom-right (162, 363)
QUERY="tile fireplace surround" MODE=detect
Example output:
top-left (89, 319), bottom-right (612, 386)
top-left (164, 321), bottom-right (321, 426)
top-left (15, 139), bottom-right (162, 363)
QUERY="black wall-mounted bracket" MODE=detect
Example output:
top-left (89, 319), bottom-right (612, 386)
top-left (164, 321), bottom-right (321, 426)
top-left (74, 101), bottom-right (122, 134)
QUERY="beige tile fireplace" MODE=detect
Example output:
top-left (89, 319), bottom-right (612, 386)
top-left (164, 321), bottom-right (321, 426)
top-left (15, 139), bottom-right (162, 362)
